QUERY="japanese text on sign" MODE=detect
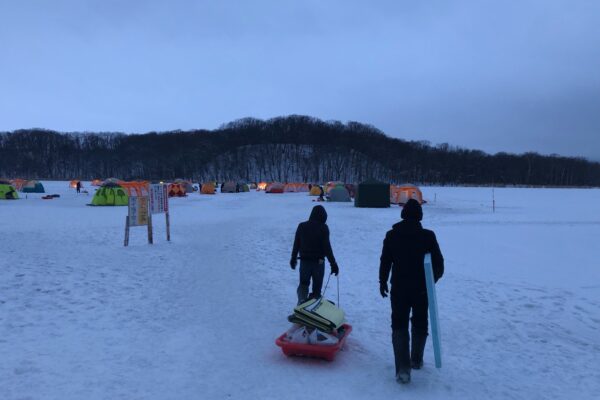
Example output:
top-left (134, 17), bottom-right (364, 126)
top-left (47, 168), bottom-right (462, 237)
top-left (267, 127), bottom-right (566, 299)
top-left (150, 184), bottom-right (169, 214)
top-left (128, 196), bottom-right (149, 226)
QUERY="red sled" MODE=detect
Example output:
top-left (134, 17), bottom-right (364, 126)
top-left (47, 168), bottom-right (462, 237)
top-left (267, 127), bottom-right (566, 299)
top-left (275, 324), bottom-right (352, 361)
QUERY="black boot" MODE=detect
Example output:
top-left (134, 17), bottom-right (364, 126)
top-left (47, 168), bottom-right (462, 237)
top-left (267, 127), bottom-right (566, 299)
top-left (392, 330), bottom-right (411, 384)
top-left (411, 330), bottom-right (428, 370)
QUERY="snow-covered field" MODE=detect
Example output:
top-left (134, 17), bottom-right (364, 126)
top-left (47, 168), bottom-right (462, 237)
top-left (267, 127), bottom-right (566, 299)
top-left (2, 182), bottom-right (599, 400)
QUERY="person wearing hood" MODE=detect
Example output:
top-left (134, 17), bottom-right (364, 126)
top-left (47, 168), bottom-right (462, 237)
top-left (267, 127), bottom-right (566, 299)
top-left (290, 205), bottom-right (339, 304)
top-left (379, 199), bottom-right (444, 384)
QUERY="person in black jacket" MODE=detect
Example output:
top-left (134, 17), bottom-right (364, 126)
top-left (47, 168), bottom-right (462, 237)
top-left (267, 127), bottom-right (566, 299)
top-left (379, 199), bottom-right (444, 384)
top-left (290, 205), bottom-right (339, 304)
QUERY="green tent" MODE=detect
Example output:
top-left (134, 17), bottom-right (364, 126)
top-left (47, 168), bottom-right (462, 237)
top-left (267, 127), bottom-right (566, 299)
top-left (91, 184), bottom-right (129, 206)
top-left (238, 183), bottom-right (250, 192)
top-left (0, 183), bottom-right (19, 199)
top-left (22, 180), bottom-right (45, 193)
top-left (354, 179), bottom-right (390, 208)
top-left (328, 185), bottom-right (351, 202)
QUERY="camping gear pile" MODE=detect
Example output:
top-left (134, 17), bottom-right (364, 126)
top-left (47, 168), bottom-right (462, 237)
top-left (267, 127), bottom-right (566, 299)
top-left (276, 277), bottom-right (352, 361)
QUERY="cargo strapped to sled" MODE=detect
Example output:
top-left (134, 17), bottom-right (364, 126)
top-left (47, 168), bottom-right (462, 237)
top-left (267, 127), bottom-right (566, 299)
top-left (293, 298), bottom-right (345, 332)
top-left (288, 313), bottom-right (333, 332)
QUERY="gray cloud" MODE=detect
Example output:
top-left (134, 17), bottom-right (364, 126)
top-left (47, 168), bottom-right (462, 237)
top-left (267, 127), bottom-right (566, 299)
top-left (1, 0), bottom-right (599, 159)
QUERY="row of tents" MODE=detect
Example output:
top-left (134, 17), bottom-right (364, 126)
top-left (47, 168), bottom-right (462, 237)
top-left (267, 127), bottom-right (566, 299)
top-left (204, 180), bottom-right (424, 207)
top-left (257, 181), bottom-right (423, 207)
top-left (0, 179), bottom-right (46, 199)
top-left (88, 178), bottom-right (424, 207)
top-left (90, 179), bottom-right (197, 205)
top-left (1, 177), bottom-right (424, 208)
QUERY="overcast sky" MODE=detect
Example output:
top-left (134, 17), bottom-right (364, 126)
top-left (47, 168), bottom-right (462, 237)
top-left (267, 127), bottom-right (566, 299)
top-left (1, 1), bottom-right (599, 160)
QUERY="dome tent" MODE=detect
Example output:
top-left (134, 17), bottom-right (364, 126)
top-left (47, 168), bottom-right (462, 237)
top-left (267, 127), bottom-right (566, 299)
top-left (174, 179), bottom-right (195, 193)
top-left (10, 179), bottom-right (26, 191)
top-left (266, 182), bottom-right (285, 193)
top-left (91, 182), bottom-right (128, 206)
top-left (0, 181), bottom-right (19, 199)
top-left (391, 184), bottom-right (424, 205)
top-left (309, 185), bottom-right (322, 196)
top-left (168, 183), bottom-right (186, 197)
top-left (354, 179), bottom-right (390, 208)
top-left (221, 181), bottom-right (237, 193)
top-left (328, 185), bottom-right (351, 202)
top-left (22, 180), bottom-right (45, 193)
top-left (200, 182), bottom-right (216, 194)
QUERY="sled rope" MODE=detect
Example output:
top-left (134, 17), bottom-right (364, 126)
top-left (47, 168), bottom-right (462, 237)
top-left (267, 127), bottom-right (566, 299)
top-left (337, 275), bottom-right (340, 308)
top-left (319, 273), bottom-right (341, 307)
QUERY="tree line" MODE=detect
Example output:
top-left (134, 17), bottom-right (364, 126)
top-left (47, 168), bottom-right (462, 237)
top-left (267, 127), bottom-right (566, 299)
top-left (1, 115), bottom-right (598, 186)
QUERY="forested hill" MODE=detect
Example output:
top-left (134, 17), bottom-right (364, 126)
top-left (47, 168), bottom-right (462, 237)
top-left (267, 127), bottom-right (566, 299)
top-left (1, 115), bottom-right (598, 186)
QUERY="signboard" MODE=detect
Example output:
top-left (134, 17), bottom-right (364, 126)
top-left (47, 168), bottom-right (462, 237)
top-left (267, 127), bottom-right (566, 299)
top-left (424, 253), bottom-right (442, 368)
top-left (128, 196), bottom-right (149, 226)
top-left (124, 184), bottom-right (170, 246)
top-left (150, 184), bottom-right (169, 214)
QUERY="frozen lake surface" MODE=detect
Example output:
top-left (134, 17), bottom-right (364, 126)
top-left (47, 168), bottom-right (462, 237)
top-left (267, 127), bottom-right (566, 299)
top-left (1, 182), bottom-right (599, 399)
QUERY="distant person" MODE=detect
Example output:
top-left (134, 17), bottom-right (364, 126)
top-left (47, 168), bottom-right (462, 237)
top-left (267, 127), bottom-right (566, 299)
top-left (290, 205), bottom-right (339, 304)
top-left (379, 199), bottom-right (444, 384)
top-left (318, 186), bottom-right (325, 202)
top-left (76, 181), bottom-right (81, 194)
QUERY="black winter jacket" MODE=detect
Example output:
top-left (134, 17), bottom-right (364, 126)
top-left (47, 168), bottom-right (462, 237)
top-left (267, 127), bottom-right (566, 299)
top-left (379, 220), bottom-right (444, 292)
top-left (291, 206), bottom-right (337, 265)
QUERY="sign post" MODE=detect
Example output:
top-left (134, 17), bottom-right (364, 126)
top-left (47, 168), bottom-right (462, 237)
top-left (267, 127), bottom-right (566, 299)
top-left (124, 216), bottom-right (130, 246)
top-left (124, 195), bottom-right (150, 246)
top-left (124, 184), bottom-right (170, 246)
top-left (149, 184), bottom-right (170, 242)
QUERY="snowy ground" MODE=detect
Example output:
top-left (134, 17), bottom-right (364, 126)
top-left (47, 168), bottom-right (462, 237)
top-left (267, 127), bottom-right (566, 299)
top-left (1, 182), bottom-right (599, 400)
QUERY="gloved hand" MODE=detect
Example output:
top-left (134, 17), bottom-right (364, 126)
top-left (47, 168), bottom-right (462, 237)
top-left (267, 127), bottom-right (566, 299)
top-left (380, 282), bottom-right (389, 298)
top-left (290, 259), bottom-right (297, 270)
top-left (330, 263), bottom-right (339, 276)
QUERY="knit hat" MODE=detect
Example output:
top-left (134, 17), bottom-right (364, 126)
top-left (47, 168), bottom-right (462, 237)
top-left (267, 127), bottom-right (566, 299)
top-left (401, 198), bottom-right (423, 221)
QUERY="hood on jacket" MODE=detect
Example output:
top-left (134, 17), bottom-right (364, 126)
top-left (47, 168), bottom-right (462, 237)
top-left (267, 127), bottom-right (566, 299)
top-left (401, 198), bottom-right (423, 221)
top-left (309, 205), bottom-right (328, 224)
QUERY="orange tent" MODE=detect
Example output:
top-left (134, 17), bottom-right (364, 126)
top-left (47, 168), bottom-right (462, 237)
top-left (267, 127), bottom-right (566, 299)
top-left (118, 181), bottom-right (149, 197)
top-left (168, 183), bottom-right (186, 197)
top-left (10, 179), bottom-right (26, 191)
top-left (201, 182), bottom-right (216, 194)
top-left (69, 180), bottom-right (81, 188)
top-left (390, 184), bottom-right (424, 205)
top-left (91, 179), bottom-right (102, 186)
top-left (257, 182), bottom-right (268, 191)
top-left (266, 182), bottom-right (285, 193)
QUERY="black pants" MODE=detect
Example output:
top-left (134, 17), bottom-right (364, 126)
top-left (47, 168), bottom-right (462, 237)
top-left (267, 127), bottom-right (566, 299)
top-left (390, 288), bottom-right (429, 335)
top-left (297, 259), bottom-right (325, 304)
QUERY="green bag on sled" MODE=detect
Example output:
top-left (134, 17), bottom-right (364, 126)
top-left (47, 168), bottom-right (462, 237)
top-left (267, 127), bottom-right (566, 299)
top-left (293, 298), bottom-right (345, 332)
